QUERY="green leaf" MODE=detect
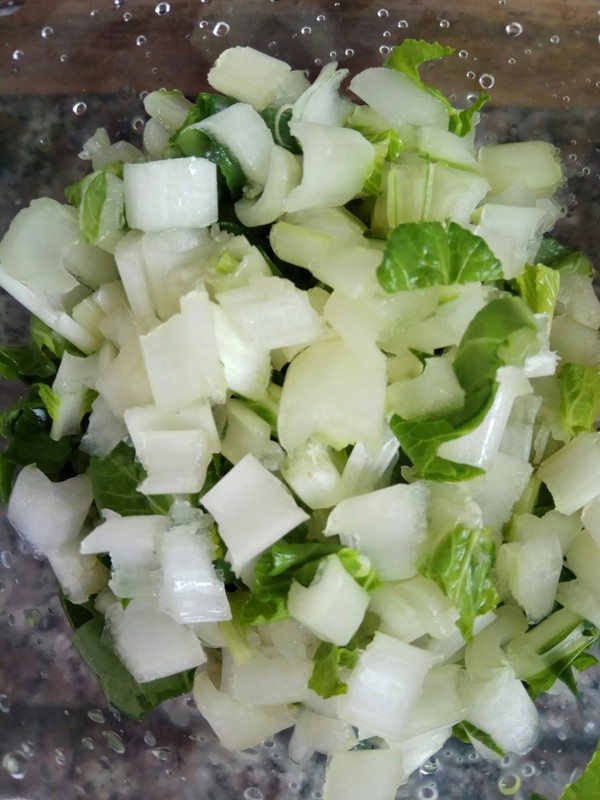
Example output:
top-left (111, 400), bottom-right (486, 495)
top-left (384, 39), bottom-right (489, 137)
top-left (390, 296), bottom-right (539, 481)
top-left (71, 615), bottom-right (194, 720)
top-left (560, 738), bottom-right (600, 800)
top-left (420, 525), bottom-right (499, 641)
top-left (241, 541), bottom-right (344, 625)
top-left (87, 442), bottom-right (173, 516)
top-left (35, 383), bottom-right (61, 423)
top-left (308, 639), bottom-right (359, 698)
top-left (452, 721), bottom-right (505, 756)
top-left (260, 107), bottom-right (301, 154)
top-left (376, 221), bottom-right (502, 292)
top-left (0, 454), bottom-right (16, 505)
top-left (558, 362), bottom-right (600, 438)
top-left (0, 397), bottom-right (77, 477)
top-left (29, 316), bottom-right (69, 359)
top-left (530, 794), bottom-right (549, 800)
top-left (515, 262), bottom-right (561, 316)
top-left (535, 237), bottom-right (594, 277)
top-left (572, 651), bottom-right (599, 672)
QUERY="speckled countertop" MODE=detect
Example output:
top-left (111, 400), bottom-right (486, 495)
top-left (0, 93), bottom-right (600, 800)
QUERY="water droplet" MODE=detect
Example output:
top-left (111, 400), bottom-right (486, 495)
top-left (154, 1), bottom-right (170, 13)
top-left (419, 785), bottom-right (439, 800)
top-left (72, 101), bottom-right (87, 116)
top-left (379, 45), bottom-right (391, 55)
top-left (54, 748), bottom-right (66, 765)
top-left (2, 751), bottom-right (27, 779)
top-left (314, 58), bottom-right (322, 65)
top-left (23, 608), bottom-right (41, 626)
top-left (151, 747), bottom-right (171, 760)
top-left (505, 21), bottom-right (523, 36)
top-left (12, 49), bottom-right (23, 61)
top-left (0, 580), bottom-right (5, 593)
top-left (439, 18), bottom-right (450, 28)
top-left (145, 49), bottom-right (152, 58)
top-left (7, 613), bottom-right (15, 627)
top-left (466, 70), bottom-right (476, 80)
top-left (329, 50), bottom-right (337, 58)
top-left (114, 0), bottom-right (125, 8)
top-left (383, 30), bottom-right (391, 37)
top-left (143, 730), bottom-right (157, 747)
top-left (550, 34), bottom-right (560, 44)
top-left (212, 21), bottom-right (229, 36)
top-left (90, 9), bottom-right (99, 17)
top-left (0, 694), bottom-right (10, 713)
top-left (524, 48), bottom-right (532, 55)
top-left (316, 14), bottom-right (325, 22)
top-left (344, 48), bottom-right (355, 57)
top-left (88, 709), bottom-right (105, 724)
top-left (300, 26), bottom-right (311, 34)
top-left (244, 789), bottom-right (264, 800)
top-left (1, 551), bottom-right (12, 569)
top-left (41, 25), bottom-right (54, 38)
top-left (397, 19), bottom-right (408, 28)
top-left (123, 11), bottom-right (132, 21)
top-left (81, 737), bottom-right (94, 750)
top-left (131, 116), bottom-right (144, 132)
top-left (59, 53), bottom-right (69, 62)
top-left (498, 774), bottom-right (521, 795)
top-left (103, 731), bottom-right (126, 754)
top-left (508, 57), bottom-right (516, 64)
top-left (521, 762), bottom-right (536, 777)
top-left (198, 20), bottom-right (208, 29)
top-left (479, 73), bottom-right (495, 89)
top-left (136, 34), bottom-right (147, 46)
top-left (377, 8), bottom-right (389, 17)
top-left (420, 757), bottom-right (439, 774)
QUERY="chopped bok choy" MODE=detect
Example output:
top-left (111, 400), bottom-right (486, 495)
top-left (1, 39), bottom-right (599, 800)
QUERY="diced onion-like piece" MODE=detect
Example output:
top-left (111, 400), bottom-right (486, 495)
top-left (208, 47), bottom-right (292, 111)
top-left (123, 157), bottom-right (218, 232)
top-left (222, 651), bottom-right (312, 705)
top-left (323, 748), bottom-right (408, 800)
top-left (200, 454), bottom-right (309, 575)
top-left (538, 432), bottom-right (600, 515)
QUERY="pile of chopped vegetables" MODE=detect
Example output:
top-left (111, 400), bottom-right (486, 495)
top-left (0, 39), bottom-right (599, 799)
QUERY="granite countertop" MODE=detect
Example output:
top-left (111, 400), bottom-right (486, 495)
top-left (0, 90), bottom-right (599, 800)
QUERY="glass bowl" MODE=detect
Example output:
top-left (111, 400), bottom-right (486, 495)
top-left (1, 2), bottom-right (599, 798)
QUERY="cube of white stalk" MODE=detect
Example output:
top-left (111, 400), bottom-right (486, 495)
top-left (403, 665), bottom-right (466, 739)
top-left (460, 452), bottom-right (533, 532)
top-left (438, 366), bottom-right (531, 468)
top-left (48, 541), bottom-right (108, 604)
top-left (212, 303), bottom-right (271, 400)
top-left (138, 429), bottom-right (212, 495)
top-left (273, 69), bottom-right (311, 105)
top-left (458, 667), bottom-right (540, 756)
top-left (555, 579), bottom-right (600, 628)
top-left (235, 146), bottom-right (302, 227)
top-left (191, 103), bottom-right (274, 184)
top-left (464, 604), bottom-right (528, 682)
top-left (270, 619), bottom-right (313, 662)
top-left (426, 481), bottom-right (483, 540)
top-left (157, 526), bottom-right (231, 624)
top-left (550, 315), bottom-right (600, 368)
top-left (369, 577), bottom-right (459, 643)
top-left (278, 337), bottom-right (386, 454)
top-left (284, 122), bottom-right (374, 212)
top-left (80, 395), bottom-right (127, 457)
top-left (287, 555), bottom-right (370, 646)
top-left (141, 228), bottom-right (220, 320)
top-left (350, 67), bottom-right (449, 129)
top-left (200, 454), bottom-right (309, 575)
top-left (289, 709), bottom-right (357, 763)
top-left (140, 289), bottom-right (226, 410)
top-left (216, 275), bottom-right (321, 350)
top-left (208, 46), bottom-right (291, 110)
top-left (425, 611), bottom-right (496, 667)
top-left (583, 496), bottom-right (600, 547)
top-left (324, 290), bottom-right (380, 359)
top-left (566, 532), bottom-right (600, 602)
top-left (281, 440), bottom-right (343, 510)
top-left (0, 198), bottom-right (81, 294)
top-left (114, 230), bottom-right (157, 328)
top-left (221, 399), bottom-right (283, 470)
top-left (325, 482), bottom-right (429, 581)
top-left (387, 357), bottom-right (465, 420)
top-left (556, 274), bottom-right (600, 330)
top-left (193, 672), bottom-right (295, 752)
top-left (323, 749), bottom-right (407, 800)
top-left (125, 401), bottom-right (220, 458)
top-left (499, 394), bottom-right (542, 461)
top-left (478, 141), bottom-right (562, 198)
top-left (123, 157), bottom-right (218, 232)
top-left (105, 599), bottom-right (206, 682)
top-left (340, 426), bottom-right (399, 498)
top-left (192, 622), bottom-right (228, 649)
top-left (538, 432), bottom-right (600, 515)
top-left (476, 203), bottom-right (551, 280)
top-left (8, 467), bottom-right (93, 557)
top-left (341, 632), bottom-right (432, 741)
top-left (509, 529), bottom-right (563, 623)
top-left (95, 334), bottom-right (154, 418)
top-left (389, 726), bottom-right (452, 778)
top-left (142, 90), bottom-right (193, 134)
top-left (80, 514), bottom-right (168, 567)
top-left (293, 62), bottom-right (353, 127)
top-left (221, 651), bottom-right (312, 705)
top-left (142, 118), bottom-right (172, 159)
